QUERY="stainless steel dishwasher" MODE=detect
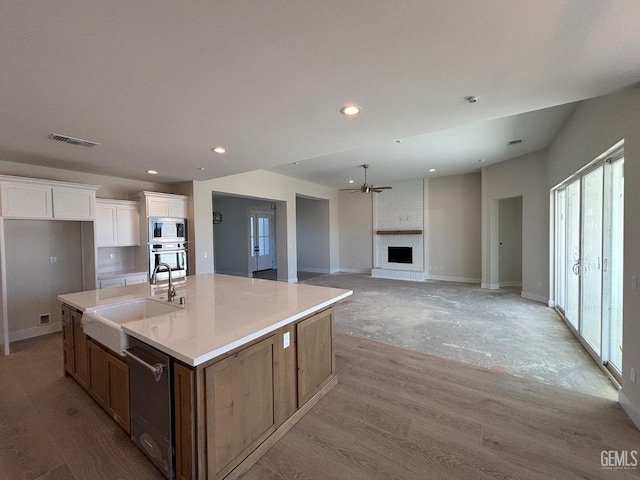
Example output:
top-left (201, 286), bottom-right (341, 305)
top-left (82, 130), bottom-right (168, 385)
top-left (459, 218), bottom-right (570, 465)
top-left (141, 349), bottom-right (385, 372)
top-left (125, 337), bottom-right (175, 479)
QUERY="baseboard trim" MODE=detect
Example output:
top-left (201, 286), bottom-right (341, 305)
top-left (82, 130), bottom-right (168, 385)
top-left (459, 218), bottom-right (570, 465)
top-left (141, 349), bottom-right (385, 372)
top-left (338, 268), bottom-right (371, 274)
top-left (481, 283), bottom-right (500, 290)
top-left (499, 281), bottom-right (523, 288)
top-left (521, 291), bottom-right (549, 305)
top-left (429, 275), bottom-right (481, 284)
top-left (297, 267), bottom-right (330, 274)
top-left (9, 323), bottom-right (62, 343)
top-left (371, 268), bottom-right (426, 282)
top-left (619, 390), bottom-right (640, 431)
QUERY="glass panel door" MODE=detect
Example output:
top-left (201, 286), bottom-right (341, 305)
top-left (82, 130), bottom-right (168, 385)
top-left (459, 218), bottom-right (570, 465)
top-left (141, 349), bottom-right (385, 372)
top-left (565, 180), bottom-right (581, 330)
top-left (553, 147), bottom-right (623, 380)
top-left (606, 159), bottom-right (624, 373)
top-left (580, 166), bottom-right (604, 354)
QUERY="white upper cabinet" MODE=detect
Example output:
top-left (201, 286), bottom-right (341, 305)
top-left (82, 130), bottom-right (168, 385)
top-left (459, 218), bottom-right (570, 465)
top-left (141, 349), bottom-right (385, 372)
top-left (52, 186), bottom-right (95, 220)
top-left (0, 176), bottom-right (99, 220)
top-left (95, 200), bottom-right (140, 247)
top-left (0, 182), bottom-right (53, 219)
top-left (142, 191), bottom-right (187, 218)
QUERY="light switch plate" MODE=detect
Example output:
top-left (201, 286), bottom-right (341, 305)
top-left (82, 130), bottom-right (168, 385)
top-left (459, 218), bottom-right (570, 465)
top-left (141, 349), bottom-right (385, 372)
top-left (283, 331), bottom-right (290, 349)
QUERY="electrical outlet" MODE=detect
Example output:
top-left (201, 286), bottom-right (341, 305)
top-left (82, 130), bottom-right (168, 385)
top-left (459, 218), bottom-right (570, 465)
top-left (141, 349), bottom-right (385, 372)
top-left (631, 367), bottom-right (636, 383)
top-left (283, 332), bottom-right (290, 349)
top-left (49, 256), bottom-right (57, 264)
top-left (204, 252), bottom-right (208, 259)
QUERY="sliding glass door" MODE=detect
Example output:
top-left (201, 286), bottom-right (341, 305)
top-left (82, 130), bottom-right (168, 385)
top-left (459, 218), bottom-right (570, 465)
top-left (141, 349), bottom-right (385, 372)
top-left (554, 149), bottom-right (624, 378)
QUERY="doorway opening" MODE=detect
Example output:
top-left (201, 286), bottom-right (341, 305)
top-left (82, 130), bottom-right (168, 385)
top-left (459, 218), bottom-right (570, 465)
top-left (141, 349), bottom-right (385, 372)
top-left (211, 194), bottom-right (282, 279)
top-left (553, 143), bottom-right (624, 382)
top-left (498, 196), bottom-right (523, 291)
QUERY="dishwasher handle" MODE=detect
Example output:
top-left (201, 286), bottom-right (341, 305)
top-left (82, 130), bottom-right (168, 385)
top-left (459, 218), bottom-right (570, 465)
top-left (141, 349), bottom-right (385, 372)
top-left (124, 347), bottom-right (166, 382)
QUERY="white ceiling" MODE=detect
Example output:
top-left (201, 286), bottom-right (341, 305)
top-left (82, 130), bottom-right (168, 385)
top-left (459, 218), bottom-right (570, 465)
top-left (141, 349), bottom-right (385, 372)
top-left (1, 1), bottom-right (639, 188)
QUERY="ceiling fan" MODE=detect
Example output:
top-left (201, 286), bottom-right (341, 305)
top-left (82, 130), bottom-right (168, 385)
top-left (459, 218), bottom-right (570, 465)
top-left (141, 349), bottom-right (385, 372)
top-left (342, 164), bottom-right (392, 193)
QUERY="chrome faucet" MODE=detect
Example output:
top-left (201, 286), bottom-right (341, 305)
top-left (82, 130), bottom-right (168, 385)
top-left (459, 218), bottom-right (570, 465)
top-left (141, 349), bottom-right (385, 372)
top-left (150, 262), bottom-right (176, 302)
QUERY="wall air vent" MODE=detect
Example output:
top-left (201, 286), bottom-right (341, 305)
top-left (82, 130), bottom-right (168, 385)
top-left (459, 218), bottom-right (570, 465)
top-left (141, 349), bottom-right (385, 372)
top-left (48, 133), bottom-right (100, 148)
top-left (508, 139), bottom-right (522, 145)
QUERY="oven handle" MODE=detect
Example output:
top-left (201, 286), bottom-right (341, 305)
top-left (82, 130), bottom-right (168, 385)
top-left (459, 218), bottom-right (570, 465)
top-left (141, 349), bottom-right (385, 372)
top-left (124, 347), bottom-right (166, 382)
top-left (150, 249), bottom-right (186, 254)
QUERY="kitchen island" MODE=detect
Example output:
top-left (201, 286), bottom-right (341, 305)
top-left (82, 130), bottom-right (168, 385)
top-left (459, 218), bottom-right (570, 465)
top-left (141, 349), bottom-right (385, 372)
top-left (58, 274), bottom-right (352, 480)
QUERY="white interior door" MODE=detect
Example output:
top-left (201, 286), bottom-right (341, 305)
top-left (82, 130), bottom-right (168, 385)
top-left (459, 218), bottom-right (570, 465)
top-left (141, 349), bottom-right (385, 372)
top-left (249, 211), bottom-right (275, 272)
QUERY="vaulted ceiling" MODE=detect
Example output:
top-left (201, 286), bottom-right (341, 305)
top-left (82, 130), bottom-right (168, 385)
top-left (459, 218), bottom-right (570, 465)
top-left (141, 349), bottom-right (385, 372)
top-left (1, 1), bottom-right (639, 188)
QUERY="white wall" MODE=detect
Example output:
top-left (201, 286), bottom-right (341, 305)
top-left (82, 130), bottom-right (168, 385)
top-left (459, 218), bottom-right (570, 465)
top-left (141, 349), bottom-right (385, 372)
top-left (338, 190), bottom-right (372, 273)
top-left (481, 150), bottom-right (548, 303)
top-left (498, 196), bottom-right (523, 287)
top-left (428, 173), bottom-right (481, 282)
top-left (192, 170), bottom-right (339, 282)
top-left (4, 220), bottom-right (83, 340)
top-left (545, 87), bottom-right (640, 427)
top-left (296, 196), bottom-right (330, 273)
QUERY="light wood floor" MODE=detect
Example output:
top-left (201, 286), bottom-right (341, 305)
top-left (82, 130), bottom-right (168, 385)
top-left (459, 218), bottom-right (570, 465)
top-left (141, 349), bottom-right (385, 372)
top-left (2, 332), bottom-right (640, 480)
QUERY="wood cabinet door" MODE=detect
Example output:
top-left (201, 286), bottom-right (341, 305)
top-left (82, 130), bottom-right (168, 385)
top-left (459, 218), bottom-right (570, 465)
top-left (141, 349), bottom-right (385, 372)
top-left (88, 340), bottom-right (109, 409)
top-left (205, 336), bottom-right (276, 480)
top-left (174, 363), bottom-right (195, 480)
top-left (107, 353), bottom-right (130, 434)
top-left (72, 310), bottom-right (89, 389)
top-left (296, 309), bottom-right (334, 406)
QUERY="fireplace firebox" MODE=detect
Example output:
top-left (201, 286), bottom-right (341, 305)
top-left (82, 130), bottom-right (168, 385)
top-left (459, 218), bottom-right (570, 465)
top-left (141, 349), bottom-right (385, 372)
top-left (388, 246), bottom-right (412, 264)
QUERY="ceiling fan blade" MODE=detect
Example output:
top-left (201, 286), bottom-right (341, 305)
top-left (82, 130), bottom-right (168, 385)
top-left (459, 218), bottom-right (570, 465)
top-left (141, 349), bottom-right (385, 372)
top-left (373, 186), bottom-right (392, 190)
top-left (339, 188), bottom-right (361, 191)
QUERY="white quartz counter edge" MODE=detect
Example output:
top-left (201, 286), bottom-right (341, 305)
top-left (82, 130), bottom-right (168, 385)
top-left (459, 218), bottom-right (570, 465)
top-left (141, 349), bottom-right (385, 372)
top-left (121, 290), bottom-right (352, 367)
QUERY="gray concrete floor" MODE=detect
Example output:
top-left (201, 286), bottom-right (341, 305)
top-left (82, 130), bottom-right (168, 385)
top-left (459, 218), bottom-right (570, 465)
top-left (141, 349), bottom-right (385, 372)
top-left (301, 273), bottom-right (617, 400)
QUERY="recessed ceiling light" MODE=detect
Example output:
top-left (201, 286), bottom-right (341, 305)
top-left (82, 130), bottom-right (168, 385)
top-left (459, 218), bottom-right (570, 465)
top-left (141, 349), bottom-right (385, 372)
top-left (395, 139), bottom-right (402, 143)
top-left (429, 168), bottom-right (436, 173)
top-left (294, 162), bottom-right (300, 165)
top-left (348, 179), bottom-right (355, 184)
top-left (147, 170), bottom-right (158, 175)
top-left (212, 146), bottom-right (226, 154)
top-left (340, 104), bottom-right (361, 116)
top-left (197, 167), bottom-right (206, 171)
top-left (466, 96), bottom-right (478, 104)
top-left (478, 158), bottom-right (486, 163)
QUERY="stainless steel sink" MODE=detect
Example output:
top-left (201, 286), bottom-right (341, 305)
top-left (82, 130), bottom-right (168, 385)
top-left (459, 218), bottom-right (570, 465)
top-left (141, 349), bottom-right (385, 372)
top-left (82, 298), bottom-right (182, 355)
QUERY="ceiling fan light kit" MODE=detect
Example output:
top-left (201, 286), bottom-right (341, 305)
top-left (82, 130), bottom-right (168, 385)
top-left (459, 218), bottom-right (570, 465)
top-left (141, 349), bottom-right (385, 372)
top-left (340, 164), bottom-right (392, 193)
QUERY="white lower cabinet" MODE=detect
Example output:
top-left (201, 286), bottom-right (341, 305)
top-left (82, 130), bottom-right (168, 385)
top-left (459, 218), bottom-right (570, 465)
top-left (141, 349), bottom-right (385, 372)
top-left (98, 273), bottom-right (148, 289)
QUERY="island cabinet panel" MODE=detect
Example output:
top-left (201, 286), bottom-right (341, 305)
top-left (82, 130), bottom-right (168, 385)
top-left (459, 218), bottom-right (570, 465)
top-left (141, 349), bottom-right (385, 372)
top-left (107, 353), bottom-right (130, 433)
top-left (297, 308), bottom-right (334, 406)
top-left (88, 339), bottom-right (109, 408)
top-left (86, 338), bottom-right (131, 434)
top-left (71, 308), bottom-right (89, 390)
top-left (205, 335), bottom-right (277, 480)
top-left (174, 362), bottom-right (196, 480)
top-left (62, 305), bottom-right (74, 375)
top-left (273, 324), bottom-right (297, 426)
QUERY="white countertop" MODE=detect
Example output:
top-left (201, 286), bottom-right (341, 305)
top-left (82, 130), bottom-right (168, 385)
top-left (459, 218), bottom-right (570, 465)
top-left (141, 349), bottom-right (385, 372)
top-left (58, 274), bottom-right (352, 367)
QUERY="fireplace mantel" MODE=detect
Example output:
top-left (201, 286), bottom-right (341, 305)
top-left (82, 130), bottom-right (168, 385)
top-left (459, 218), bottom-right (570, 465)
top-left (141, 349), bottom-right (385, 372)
top-left (376, 229), bottom-right (423, 235)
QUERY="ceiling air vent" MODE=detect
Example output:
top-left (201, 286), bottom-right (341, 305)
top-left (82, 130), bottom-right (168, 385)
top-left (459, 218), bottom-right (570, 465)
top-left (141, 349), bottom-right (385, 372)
top-left (48, 133), bottom-right (100, 148)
